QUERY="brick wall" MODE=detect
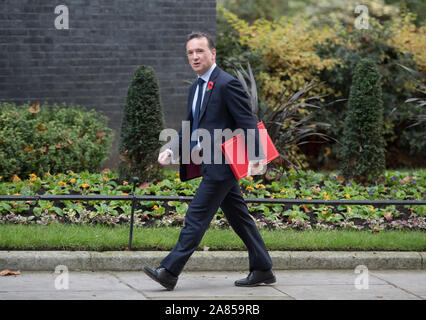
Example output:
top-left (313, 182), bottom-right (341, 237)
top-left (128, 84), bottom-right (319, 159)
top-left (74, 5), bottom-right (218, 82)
top-left (0, 0), bottom-right (216, 167)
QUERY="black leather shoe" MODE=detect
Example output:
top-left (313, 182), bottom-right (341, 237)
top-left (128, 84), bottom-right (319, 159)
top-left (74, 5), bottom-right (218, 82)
top-left (142, 265), bottom-right (178, 291)
top-left (235, 270), bottom-right (276, 287)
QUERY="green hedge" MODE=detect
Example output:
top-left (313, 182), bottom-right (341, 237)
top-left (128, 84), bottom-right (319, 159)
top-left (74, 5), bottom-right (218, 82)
top-left (0, 102), bottom-right (114, 180)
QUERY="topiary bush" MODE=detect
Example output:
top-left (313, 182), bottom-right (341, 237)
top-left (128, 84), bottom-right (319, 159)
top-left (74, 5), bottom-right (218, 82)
top-left (118, 65), bottom-right (165, 183)
top-left (0, 102), bottom-right (114, 180)
top-left (339, 59), bottom-right (386, 183)
top-left (315, 14), bottom-right (425, 168)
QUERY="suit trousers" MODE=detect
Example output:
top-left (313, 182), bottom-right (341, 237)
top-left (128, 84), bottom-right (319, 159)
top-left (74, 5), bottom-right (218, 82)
top-left (160, 176), bottom-right (273, 277)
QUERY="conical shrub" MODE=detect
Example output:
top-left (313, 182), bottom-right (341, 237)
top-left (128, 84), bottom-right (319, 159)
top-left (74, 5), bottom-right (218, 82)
top-left (118, 65), bottom-right (165, 182)
top-left (340, 58), bottom-right (386, 183)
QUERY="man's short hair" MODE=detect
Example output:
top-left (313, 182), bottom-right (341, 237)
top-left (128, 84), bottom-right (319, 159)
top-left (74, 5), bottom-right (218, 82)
top-left (186, 32), bottom-right (216, 50)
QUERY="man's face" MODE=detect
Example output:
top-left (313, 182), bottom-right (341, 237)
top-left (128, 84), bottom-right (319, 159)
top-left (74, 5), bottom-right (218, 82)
top-left (186, 37), bottom-right (216, 76)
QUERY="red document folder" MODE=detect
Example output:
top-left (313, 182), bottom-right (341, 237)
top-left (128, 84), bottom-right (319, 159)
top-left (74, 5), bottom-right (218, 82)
top-left (221, 122), bottom-right (279, 180)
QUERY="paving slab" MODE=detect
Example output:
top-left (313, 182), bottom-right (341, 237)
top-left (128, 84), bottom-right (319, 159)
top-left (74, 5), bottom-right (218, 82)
top-left (0, 271), bottom-right (146, 300)
top-left (268, 269), bottom-right (387, 285)
top-left (273, 270), bottom-right (424, 300)
top-left (274, 284), bottom-right (419, 300)
top-left (370, 270), bottom-right (426, 298)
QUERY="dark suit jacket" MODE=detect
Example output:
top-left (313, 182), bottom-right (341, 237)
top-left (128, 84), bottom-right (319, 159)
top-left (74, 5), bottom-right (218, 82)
top-left (170, 66), bottom-right (265, 182)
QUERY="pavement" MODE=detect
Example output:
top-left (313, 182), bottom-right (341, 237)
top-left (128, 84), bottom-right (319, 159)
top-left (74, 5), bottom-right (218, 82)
top-left (0, 250), bottom-right (425, 300)
top-left (0, 270), bottom-right (425, 300)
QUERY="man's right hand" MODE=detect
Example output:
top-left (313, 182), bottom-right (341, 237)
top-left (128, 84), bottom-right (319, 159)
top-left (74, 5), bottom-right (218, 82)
top-left (158, 150), bottom-right (172, 165)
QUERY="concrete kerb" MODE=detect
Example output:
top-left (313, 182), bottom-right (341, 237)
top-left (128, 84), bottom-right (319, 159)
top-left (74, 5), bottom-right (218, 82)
top-left (0, 251), bottom-right (424, 271)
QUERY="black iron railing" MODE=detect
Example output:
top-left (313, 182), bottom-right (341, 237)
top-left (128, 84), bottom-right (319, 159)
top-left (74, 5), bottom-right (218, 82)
top-left (1, 177), bottom-right (425, 249)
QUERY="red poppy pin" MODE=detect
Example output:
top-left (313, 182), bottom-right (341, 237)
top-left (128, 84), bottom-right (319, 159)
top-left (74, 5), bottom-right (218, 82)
top-left (206, 81), bottom-right (214, 92)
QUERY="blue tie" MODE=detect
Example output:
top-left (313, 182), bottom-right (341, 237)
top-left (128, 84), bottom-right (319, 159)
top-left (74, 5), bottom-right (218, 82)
top-left (191, 78), bottom-right (205, 151)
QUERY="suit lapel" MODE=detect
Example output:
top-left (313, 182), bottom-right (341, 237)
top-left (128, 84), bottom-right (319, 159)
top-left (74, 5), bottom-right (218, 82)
top-left (186, 81), bottom-right (197, 120)
top-left (199, 66), bottom-right (220, 123)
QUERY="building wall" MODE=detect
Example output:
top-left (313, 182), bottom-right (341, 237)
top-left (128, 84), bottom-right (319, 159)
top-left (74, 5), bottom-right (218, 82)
top-left (0, 0), bottom-right (216, 167)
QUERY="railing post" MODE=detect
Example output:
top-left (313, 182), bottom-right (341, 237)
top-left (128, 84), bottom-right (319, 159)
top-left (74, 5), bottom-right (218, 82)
top-left (128, 176), bottom-right (139, 251)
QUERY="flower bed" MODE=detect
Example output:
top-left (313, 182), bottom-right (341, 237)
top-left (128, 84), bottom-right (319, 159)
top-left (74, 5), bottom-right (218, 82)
top-left (0, 169), bottom-right (425, 231)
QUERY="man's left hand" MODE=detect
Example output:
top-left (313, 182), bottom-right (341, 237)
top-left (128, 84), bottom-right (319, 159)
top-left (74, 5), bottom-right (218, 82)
top-left (247, 160), bottom-right (266, 177)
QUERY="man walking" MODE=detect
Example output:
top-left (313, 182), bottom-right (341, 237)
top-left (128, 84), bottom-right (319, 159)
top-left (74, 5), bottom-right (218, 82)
top-left (142, 32), bottom-right (275, 291)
